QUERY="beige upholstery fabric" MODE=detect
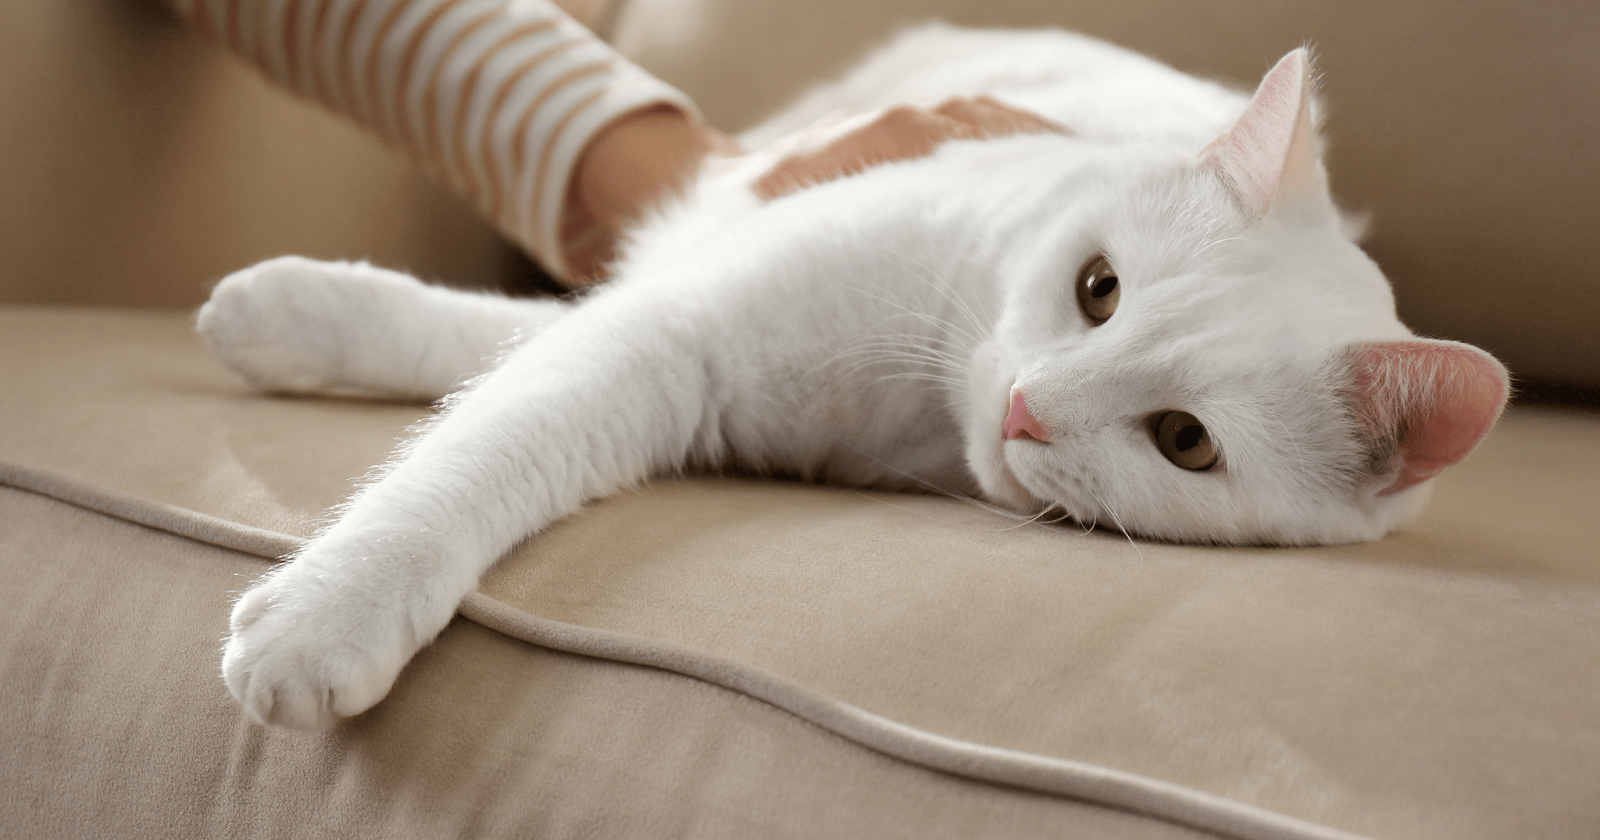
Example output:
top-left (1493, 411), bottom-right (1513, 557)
top-left (5, 2), bottom-right (1596, 836)
top-left (609, 0), bottom-right (1600, 388)
top-left (0, 308), bottom-right (415, 534)
top-left (0, 0), bottom-right (522, 309)
top-left (4, 306), bottom-right (1599, 839)
top-left (1, 487), bottom-right (1226, 840)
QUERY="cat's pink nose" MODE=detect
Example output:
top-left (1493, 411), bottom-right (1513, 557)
top-left (1003, 389), bottom-right (1051, 442)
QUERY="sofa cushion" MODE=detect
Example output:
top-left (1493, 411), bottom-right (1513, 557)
top-left (4, 306), bottom-right (1599, 839)
top-left (3, 483), bottom-right (1238, 840)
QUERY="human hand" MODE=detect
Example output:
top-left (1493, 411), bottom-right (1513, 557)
top-left (561, 97), bottom-right (1064, 284)
top-left (563, 105), bottom-right (740, 284)
top-left (751, 96), bottom-right (1069, 201)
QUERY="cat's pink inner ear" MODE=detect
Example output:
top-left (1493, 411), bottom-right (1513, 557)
top-left (1351, 341), bottom-right (1510, 496)
top-left (1201, 48), bottom-right (1321, 217)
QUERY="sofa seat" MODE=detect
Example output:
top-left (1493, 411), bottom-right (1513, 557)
top-left (3, 306), bottom-right (1598, 840)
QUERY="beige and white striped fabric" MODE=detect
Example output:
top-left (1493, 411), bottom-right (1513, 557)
top-left (172, 0), bottom-right (698, 281)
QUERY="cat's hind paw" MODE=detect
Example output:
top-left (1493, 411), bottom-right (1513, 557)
top-left (197, 256), bottom-right (408, 396)
top-left (221, 566), bottom-right (420, 731)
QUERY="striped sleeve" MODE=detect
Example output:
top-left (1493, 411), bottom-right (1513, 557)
top-left (172, 0), bottom-right (699, 281)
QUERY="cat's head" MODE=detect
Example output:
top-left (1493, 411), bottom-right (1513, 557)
top-left (965, 49), bottom-right (1509, 545)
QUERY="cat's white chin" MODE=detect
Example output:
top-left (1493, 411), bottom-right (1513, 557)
top-left (965, 434), bottom-right (1040, 515)
top-left (961, 356), bottom-right (1037, 513)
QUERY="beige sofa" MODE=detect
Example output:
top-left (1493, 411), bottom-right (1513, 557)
top-left (3, 1), bottom-right (1598, 838)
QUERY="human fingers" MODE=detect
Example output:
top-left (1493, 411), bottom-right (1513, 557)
top-left (753, 98), bottom-right (1070, 201)
top-left (932, 95), bottom-right (1069, 139)
top-left (754, 105), bottom-right (978, 200)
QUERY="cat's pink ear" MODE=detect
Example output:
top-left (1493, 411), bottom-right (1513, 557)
top-left (1348, 340), bottom-right (1510, 496)
top-left (1201, 49), bottom-right (1329, 218)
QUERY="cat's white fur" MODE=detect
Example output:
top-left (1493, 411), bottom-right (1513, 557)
top-left (199, 25), bottom-right (1509, 730)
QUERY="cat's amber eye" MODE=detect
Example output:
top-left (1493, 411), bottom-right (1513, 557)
top-left (1154, 411), bottom-right (1218, 471)
top-left (1076, 255), bottom-right (1120, 324)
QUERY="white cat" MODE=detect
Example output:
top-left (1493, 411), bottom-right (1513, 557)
top-left (199, 24), bottom-right (1509, 730)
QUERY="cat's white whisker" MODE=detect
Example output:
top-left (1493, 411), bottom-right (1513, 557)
top-left (824, 335), bottom-right (970, 394)
top-left (845, 285), bottom-right (986, 357)
top-left (879, 245), bottom-right (996, 346)
top-left (829, 350), bottom-right (958, 382)
top-left (1010, 503), bottom-right (1077, 531)
top-left (840, 447), bottom-right (1067, 526)
top-left (869, 372), bottom-right (967, 388)
top-left (853, 492), bottom-right (1069, 533)
top-left (1088, 488), bottom-right (1147, 562)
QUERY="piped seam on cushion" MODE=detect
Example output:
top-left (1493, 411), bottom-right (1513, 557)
top-left (0, 458), bottom-right (1374, 840)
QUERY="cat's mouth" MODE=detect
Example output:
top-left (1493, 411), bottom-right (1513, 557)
top-left (992, 459), bottom-right (1035, 510)
top-left (986, 431), bottom-right (1041, 512)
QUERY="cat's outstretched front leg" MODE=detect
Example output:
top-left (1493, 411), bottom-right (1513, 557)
top-left (220, 287), bottom-right (716, 729)
top-left (199, 256), bottom-right (572, 401)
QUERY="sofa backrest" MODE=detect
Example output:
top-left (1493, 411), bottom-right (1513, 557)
top-left (0, 0), bottom-right (519, 310)
top-left (5, 0), bottom-right (1593, 391)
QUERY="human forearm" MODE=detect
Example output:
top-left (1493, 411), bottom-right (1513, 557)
top-left (168, 0), bottom-right (699, 282)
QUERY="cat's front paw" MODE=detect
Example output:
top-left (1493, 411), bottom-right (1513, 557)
top-left (222, 562), bottom-right (422, 731)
